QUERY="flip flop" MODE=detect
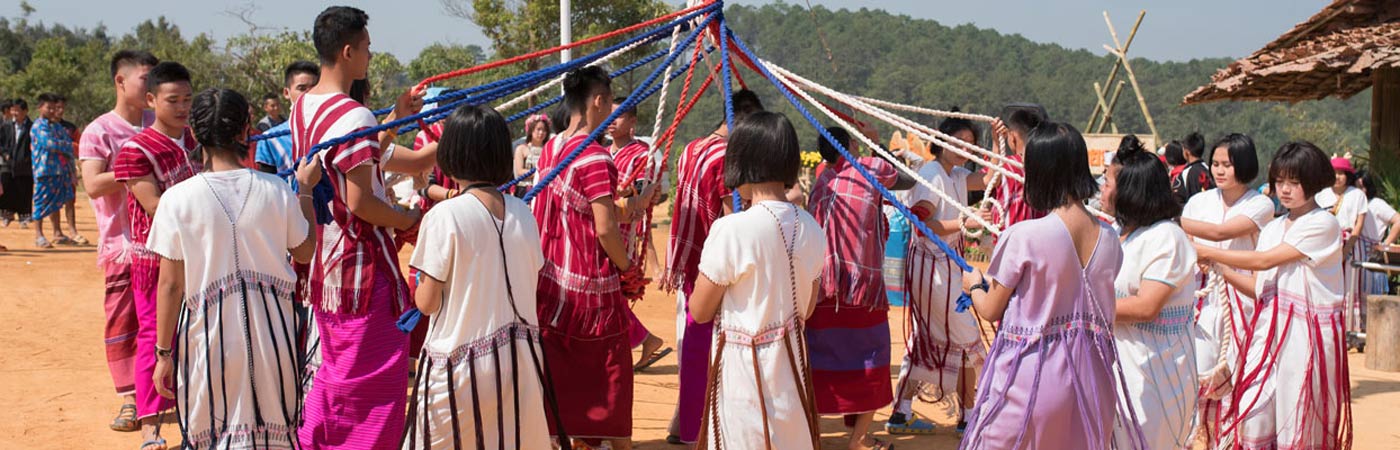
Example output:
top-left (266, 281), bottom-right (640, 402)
top-left (53, 235), bottom-right (77, 246)
top-left (139, 437), bottom-right (167, 450)
top-left (35, 236), bottom-right (52, 249)
top-left (110, 403), bottom-right (138, 432)
top-left (634, 347), bottom-right (672, 372)
top-left (71, 235), bottom-right (91, 246)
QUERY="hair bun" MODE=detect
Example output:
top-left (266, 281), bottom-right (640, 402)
top-left (1116, 134), bottom-right (1145, 157)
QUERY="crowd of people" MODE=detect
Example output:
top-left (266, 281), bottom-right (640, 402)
top-left (37, 4), bottom-right (1385, 450)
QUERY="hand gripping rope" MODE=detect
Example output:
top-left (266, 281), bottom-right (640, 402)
top-left (275, 4), bottom-right (720, 179)
top-left (725, 29), bottom-right (973, 273)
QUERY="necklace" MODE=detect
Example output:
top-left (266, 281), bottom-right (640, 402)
top-left (758, 203), bottom-right (801, 317)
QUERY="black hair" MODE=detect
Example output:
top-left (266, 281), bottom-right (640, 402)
top-left (611, 96), bottom-right (636, 117)
top-left (0, 100), bottom-right (10, 111)
top-left (1268, 141), bottom-right (1334, 199)
top-left (436, 103), bottom-right (513, 185)
top-left (283, 60), bottom-right (320, 88)
top-left (1001, 103), bottom-right (1048, 136)
top-left (109, 50), bottom-right (159, 79)
top-left (817, 126), bottom-right (851, 164)
top-left (549, 103), bottom-right (570, 134)
top-left (562, 66), bottom-right (611, 115)
top-left (313, 6), bottom-right (369, 65)
top-left (1111, 135), bottom-right (1180, 229)
top-left (1182, 132), bottom-right (1206, 158)
top-left (933, 107), bottom-right (979, 156)
top-left (11, 98), bottom-right (26, 110)
top-left (724, 111), bottom-right (800, 190)
top-left (1164, 141), bottom-right (1186, 166)
top-left (1117, 135), bottom-right (1146, 159)
top-left (189, 88), bottom-right (250, 160)
top-left (1210, 133), bottom-right (1260, 184)
top-left (36, 92), bottom-right (65, 105)
top-left (348, 79), bottom-right (369, 105)
top-left (1023, 121), bottom-right (1098, 211)
top-left (261, 93), bottom-right (280, 103)
top-left (1359, 170), bottom-right (1384, 200)
top-left (145, 61), bottom-right (191, 94)
top-left (731, 89), bottom-right (764, 121)
top-left (1339, 166), bottom-right (1359, 187)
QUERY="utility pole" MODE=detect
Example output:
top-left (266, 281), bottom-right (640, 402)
top-left (560, 0), bottom-right (572, 63)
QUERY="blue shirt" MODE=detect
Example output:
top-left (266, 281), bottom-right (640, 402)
top-left (254, 121), bottom-right (296, 185)
top-left (30, 117), bottom-right (74, 178)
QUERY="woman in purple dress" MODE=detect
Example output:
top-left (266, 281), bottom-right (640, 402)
top-left (959, 122), bottom-right (1146, 450)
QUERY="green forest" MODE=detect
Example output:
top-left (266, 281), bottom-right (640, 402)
top-left (0, 2), bottom-right (1373, 168)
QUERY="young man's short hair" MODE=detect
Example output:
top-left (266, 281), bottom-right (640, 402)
top-left (313, 6), bottom-right (370, 65)
top-left (1001, 103), bottom-right (1048, 136)
top-left (36, 92), bottom-right (65, 106)
top-left (145, 62), bottom-right (192, 93)
top-left (109, 50), bottom-right (159, 79)
top-left (284, 60), bottom-right (320, 87)
top-left (262, 93), bottom-right (281, 103)
top-left (731, 89), bottom-right (764, 121)
top-left (611, 96), bottom-right (636, 117)
top-left (817, 126), bottom-right (851, 164)
top-left (12, 98), bottom-right (27, 111)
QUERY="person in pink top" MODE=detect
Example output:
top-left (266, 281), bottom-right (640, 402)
top-left (78, 49), bottom-right (159, 434)
top-left (113, 61), bottom-right (201, 450)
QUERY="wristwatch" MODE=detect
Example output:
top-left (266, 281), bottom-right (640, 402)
top-left (155, 346), bottom-right (173, 359)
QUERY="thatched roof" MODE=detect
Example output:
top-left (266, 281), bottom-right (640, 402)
top-left (1182, 0), bottom-right (1400, 104)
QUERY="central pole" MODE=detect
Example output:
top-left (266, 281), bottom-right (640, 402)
top-left (560, 0), bottom-right (572, 63)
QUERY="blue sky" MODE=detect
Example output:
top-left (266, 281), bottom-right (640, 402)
top-left (5, 0), bottom-right (1322, 62)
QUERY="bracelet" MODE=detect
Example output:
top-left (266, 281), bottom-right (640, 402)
top-left (970, 278), bottom-right (990, 294)
top-left (155, 346), bottom-right (173, 358)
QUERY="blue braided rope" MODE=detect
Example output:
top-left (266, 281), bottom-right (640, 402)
top-left (726, 29), bottom-right (974, 272)
top-left (718, 13), bottom-right (743, 213)
top-left (522, 11), bottom-right (714, 203)
top-left (496, 45), bottom-right (717, 193)
top-left (252, 3), bottom-right (719, 143)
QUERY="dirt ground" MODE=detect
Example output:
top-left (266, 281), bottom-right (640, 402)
top-left (3, 200), bottom-right (1400, 449)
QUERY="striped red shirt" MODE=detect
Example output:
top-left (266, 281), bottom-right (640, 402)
top-left (663, 135), bottom-right (728, 294)
top-left (990, 154), bottom-right (1045, 228)
top-left (612, 139), bottom-right (653, 265)
top-left (113, 127), bottom-right (201, 287)
top-left (532, 134), bottom-right (625, 337)
top-left (290, 92), bottom-right (408, 314)
top-left (808, 157), bottom-right (897, 307)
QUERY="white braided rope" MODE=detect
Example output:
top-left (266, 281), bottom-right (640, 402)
top-left (771, 65), bottom-right (1025, 185)
top-left (495, 26), bottom-right (672, 112)
top-left (853, 95), bottom-right (1022, 170)
top-left (648, 20), bottom-right (686, 139)
top-left (766, 62), bottom-right (1001, 235)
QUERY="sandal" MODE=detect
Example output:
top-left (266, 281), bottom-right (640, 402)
top-left (71, 234), bottom-right (91, 246)
top-left (110, 403), bottom-right (139, 432)
top-left (869, 438), bottom-right (895, 450)
top-left (53, 235), bottom-right (77, 246)
top-left (35, 236), bottom-right (52, 249)
top-left (885, 417), bottom-right (936, 435)
top-left (139, 437), bottom-right (167, 450)
top-left (634, 346), bottom-right (672, 372)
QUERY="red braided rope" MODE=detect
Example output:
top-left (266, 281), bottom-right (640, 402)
top-left (413, 2), bottom-right (713, 91)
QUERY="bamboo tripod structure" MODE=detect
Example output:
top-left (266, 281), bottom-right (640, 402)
top-left (1084, 10), bottom-right (1160, 145)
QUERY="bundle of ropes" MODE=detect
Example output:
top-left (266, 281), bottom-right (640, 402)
top-left (275, 0), bottom-right (1129, 288)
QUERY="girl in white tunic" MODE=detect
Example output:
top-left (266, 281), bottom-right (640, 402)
top-left (889, 115), bottom-right (989, 434)
top-left (402, 104), bottom-right (555, 450)
top-left (1315, 157), bottom-right (1367, 344)
top-left (1195, 142), bottom-right (1352, 450)
top-left (689, 112), bottom-right (827, 450)
top-left (1178, 134), bottom-right (1274, 444)
top-left (150, 89), bottom-right (321, 450)
top-left (1358, 172), bottom-right (1400, 296)
top-left (1101, 139), bottom-right (1199, 450)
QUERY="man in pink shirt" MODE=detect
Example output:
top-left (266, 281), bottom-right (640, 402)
top-left (77, 49), bottom-right (158, 434)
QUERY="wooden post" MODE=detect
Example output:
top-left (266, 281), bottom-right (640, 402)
top-left (1096, 81), bottom-right (1127, 134)
top-left (1104, 13), bottom-right (1159, 144)
top-left (1367, 295), bottom-right (1400, 372)
top-left (1084, 11), bottom-right (1145, 130)
top-left (1374, 68), bottom-right (1400, 197)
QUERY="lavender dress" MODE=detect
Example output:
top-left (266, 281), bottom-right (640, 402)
top-left (960, 214), bottom-right (1147, 450)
